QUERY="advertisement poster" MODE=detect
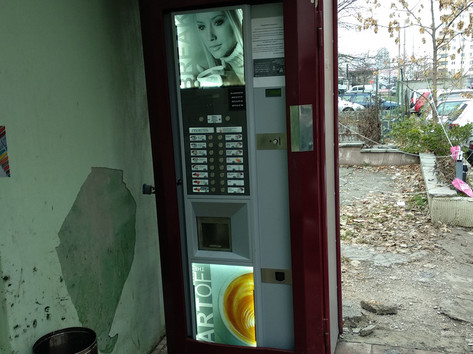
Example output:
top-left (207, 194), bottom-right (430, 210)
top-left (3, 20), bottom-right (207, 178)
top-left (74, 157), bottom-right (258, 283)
top-left (0, 126), bottom-right (10, 177)
top-left (192, 263), bottom-right (256, 346)
top-left (251, 16), bottom-right (285, 88)
top-left (175, 9), bottom-right (245, 88)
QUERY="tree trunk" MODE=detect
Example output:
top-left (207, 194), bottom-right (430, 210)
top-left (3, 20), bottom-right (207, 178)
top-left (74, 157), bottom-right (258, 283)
top-left (431, 0), bottom-right (438, 124)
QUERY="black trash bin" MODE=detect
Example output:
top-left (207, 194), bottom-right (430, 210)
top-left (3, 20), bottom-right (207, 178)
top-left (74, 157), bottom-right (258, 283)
top-left (33, 327), bottom-right (97, 354)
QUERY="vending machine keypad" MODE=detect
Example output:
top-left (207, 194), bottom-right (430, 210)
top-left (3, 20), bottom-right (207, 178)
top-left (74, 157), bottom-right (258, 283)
top-left (181, 88), bottom-right (250, 196)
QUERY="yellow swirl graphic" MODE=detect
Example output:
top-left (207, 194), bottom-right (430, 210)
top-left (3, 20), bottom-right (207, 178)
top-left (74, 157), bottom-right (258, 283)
top-left (221, 272), bottom-right (256, 346)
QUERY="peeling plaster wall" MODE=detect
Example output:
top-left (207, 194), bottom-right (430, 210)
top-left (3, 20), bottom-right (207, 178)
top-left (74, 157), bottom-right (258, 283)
top-left (0, 258), bottom-right (12, 353)
top-left (57, 168), bottom-right (137, 353)
top-left (0, 0), bottom-right (165, 353)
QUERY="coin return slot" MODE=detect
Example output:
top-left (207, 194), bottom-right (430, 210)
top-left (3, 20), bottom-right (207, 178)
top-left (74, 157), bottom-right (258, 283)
top-left (261, 268), bottom-right (292, 285)
top-left (275, 271), bottom-right (285, 282)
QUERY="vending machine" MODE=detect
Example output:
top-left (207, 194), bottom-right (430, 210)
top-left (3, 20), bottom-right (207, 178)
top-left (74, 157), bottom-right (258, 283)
top-left (140, 0), bottom-right (340, 353)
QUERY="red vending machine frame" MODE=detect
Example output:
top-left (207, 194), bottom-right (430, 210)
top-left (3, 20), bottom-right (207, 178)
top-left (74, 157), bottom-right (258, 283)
top-left (139, 0), bottom-right (341, 353)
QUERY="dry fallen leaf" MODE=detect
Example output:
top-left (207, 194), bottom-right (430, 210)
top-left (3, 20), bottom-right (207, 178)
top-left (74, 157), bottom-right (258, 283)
top-left (340, 165), bottom-right (450, 252)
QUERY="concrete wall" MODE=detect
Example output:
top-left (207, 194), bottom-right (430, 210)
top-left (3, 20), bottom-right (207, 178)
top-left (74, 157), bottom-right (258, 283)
top-left (0, 0), bottom-right (165, 353)
top-left (339, 144), bottom-right (420, 166)
top-left (420, 154), bottom-right (473, 227)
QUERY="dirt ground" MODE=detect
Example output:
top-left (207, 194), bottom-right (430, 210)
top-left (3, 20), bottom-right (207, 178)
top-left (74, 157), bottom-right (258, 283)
top-left (339, 165), bottom-right (473, 353)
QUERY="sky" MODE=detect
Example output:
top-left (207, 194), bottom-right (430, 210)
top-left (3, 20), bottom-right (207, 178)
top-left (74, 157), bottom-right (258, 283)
top-left (338, 0), bottom-right (431, 60)
top-left (338, 25), bottom-right (400, 57)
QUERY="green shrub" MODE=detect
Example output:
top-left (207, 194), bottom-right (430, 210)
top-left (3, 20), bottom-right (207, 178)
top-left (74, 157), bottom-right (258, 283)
top-left (389, 114), bottom-right (472, 156)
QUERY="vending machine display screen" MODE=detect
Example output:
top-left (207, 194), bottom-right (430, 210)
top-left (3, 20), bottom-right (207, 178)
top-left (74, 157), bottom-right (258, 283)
top-left (174, 9), bottom-right (245, 89)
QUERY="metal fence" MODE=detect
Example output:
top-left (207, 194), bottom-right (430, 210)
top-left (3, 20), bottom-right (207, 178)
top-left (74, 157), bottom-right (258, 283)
top-left (339, 110), bottom-right (400, 145)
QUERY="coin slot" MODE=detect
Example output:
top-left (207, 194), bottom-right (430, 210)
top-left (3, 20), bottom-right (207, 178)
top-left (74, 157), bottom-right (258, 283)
top-left (275, 271), bottom-right (285, 282)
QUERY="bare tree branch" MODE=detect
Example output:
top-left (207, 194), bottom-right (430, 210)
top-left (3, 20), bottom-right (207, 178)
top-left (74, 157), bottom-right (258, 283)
top-left (359, 0), bottom-right (473, 123)
top-left (338, 0), bottom-right (365, 29)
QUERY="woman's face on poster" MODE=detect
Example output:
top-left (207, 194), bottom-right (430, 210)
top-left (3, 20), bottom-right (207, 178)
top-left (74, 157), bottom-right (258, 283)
top-left (195, 11), bottom-right (237, 60)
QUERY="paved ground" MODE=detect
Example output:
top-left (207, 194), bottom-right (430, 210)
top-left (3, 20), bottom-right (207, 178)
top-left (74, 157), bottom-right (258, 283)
top-left (149, 166), bottom-right (471, 353)
top-left (150, 337), bottom-right (445, 353)
top-left (338, 165), bottom-right (398, 206)
top-left (339, 165), bottom-right (473, 353)
top-left (335, 342), bottom-right (444, 354)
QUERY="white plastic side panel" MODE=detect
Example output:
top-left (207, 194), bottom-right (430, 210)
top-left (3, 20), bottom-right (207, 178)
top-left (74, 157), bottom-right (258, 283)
top-left (251, 3), bottom-right (294, 350)
top-left (323, 0), bottom-right (340, 351)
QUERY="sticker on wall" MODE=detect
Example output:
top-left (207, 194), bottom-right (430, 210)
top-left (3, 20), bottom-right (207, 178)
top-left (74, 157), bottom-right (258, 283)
top-left (0, 126), bottom-right (10, 177)
top-left (192, 263), bottom-right (256, 347)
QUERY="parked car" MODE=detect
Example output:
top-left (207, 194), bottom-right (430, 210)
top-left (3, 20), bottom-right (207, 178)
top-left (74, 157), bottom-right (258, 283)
top-left (421, 90), bottom-right (473, 119)
top-left (438, 89), bottom-right (473, 101)
top-left (428, 98), bottom-right (471, 123)
top-left (379, 98), bottom-right (399, 110)
top-left (346, 84), bottom-right (374, 93)
top-left (338, 97), bottom-right (364, 112)
top-left (409, 89), bottom-right (430, 109)
top-left (378, 84), bottom-right (391, 95)
top-left (447, 100), bottom-right (473, 127)
top-left (412, 91), bottom-right (431, 115)
top-left (340, 92), bottom-right (374, 108)
top-left (338, 77), bottom-right (349, 94)
top-left (340, 92), bottom-right (398, 110)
